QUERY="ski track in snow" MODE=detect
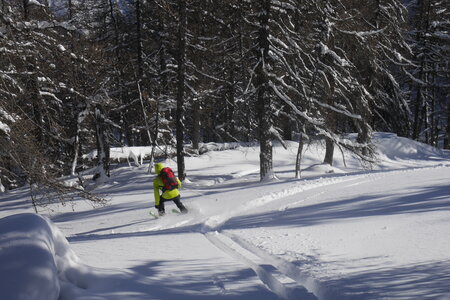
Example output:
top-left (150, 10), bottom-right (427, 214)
top-left (201, 165), bottom-right (446, 232)
top-left (198, 177), bottom-right (348, 299)
top-left (198, 164), bottom-right (450, 300)
top-left (204, 231), bottom-right (317, 300)
top-left (67, 164), bottom-right (450, 299)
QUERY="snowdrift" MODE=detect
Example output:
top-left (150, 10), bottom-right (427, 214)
top-left (374, 132), bottom-right (448, 164)
top-left (0, 213), bottom-right (87, 300)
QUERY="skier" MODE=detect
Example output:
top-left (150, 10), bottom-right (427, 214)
top-left (153, 163), bottom-right (188, 216)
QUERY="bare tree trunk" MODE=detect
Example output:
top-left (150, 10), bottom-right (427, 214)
top-left (295, 126), bottom-right (305, 179)
top-left (412, 0), bottom-right (431, 141)
top-left (226, 68), bottom-right (236, 141)
top-left (71, 106), bottom-right (89, 175)
top-left (26, 57), bottom-right (49, 148)
top-left (445, 103), bottom-right (450, 149)
top-left (71, 130), bottom-right (81, 176)
top-left (323, 73), bottom-right (336, 165)
top-left (236, 1), bottom-right (251, 142)
top-left (192, 98), bottom-right (200, 150)
top-left (137, 82), bottom-right (153, 164)
top-left (255, 0), bottom-right (273, 181)
top-left (67, 0), bottom-right (72, 19)
top-left (22, 0), bottom-right (28, 20)
top-left (135, 0), bottom-right (143, 79)
top-left (176, 0), bottom-right (187, 180)
top-left (108, 0), bottom-right (131, 146)
top-left (324, 138), bottom-right (335, 166)
top-left (147, 15), bottom-right (168, 174)
top-left (430, 64), bottom-right (438, 147)
top-left (147, 97), bottom-right (160, 173)
top-left (94, 105), bottom-right (110, 181)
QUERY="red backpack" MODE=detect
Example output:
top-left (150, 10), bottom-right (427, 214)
top-left (159, 167), bottom-right (179, 192)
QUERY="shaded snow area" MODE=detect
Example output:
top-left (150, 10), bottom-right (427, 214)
top-left (1, 133), bottom-right (450, 300)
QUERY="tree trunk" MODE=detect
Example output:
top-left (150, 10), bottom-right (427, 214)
top-left (430, 64), bottom-right (438, 147)
top-left (67, 0), bottom-right (72, 19)
top-left (192, 98), bottom-right (200, 150)
top-left (136, 0), bottom-right (143, 79)
top-left (71, 127), bottom-right (81, 176)
top-left (23, 0), bottom-right (28, 20)
top-left (137, 82), bottom-right (153, 149)
top-left (71, 106), bottom-right (89, 175)
top-left (255, 0), bottom-right (273, 181)
top-left (94, 105), bottom-right (110, 180)
top-left (324, 137), bottom-right (334, 166)
top-left (107, 0), bottom-right (132, 146)
top-left (26, 59), bottom-right (48, 146)
top-left (176, 0), bottom-right (187, 180)
top-left (444, 104), bottom-right (450, 149)
top-left (295, 125), bottom-right (305, 179)
top-left (226, 67), bottom-right (236, 142)
top-left (147, 96), bottom-right (160, 173)
top-left (323, 70), bottom-right (336, 165)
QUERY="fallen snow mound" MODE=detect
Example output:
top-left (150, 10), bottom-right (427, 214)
top-left (0, 213), bottom-right (82, 300)
top-left (374, 132), bottom-right (447, 161)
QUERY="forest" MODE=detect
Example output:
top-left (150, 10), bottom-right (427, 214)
top-left (0, 0), bottom-right (448, 195)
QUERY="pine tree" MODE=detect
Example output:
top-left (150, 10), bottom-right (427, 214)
top-left (258, 0), bottom-right (376, 170)
top-left (175, 0), bottom-right (187, 180)
top-left (408, 0), bottom-right (449, 147)
top-left (250, 0), bottom-right (274, 181)
top-left (0, 0), bottom-right (105, 206)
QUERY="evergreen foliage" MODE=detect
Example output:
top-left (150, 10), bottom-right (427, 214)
top-left (0, 0), bottom-right (448, 192)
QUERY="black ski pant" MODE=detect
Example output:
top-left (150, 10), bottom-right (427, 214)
top-left (158, 195), bottom-right (187, 213)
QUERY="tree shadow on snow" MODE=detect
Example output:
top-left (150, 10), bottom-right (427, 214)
top-left (51, 201), bottom-right (152, 223)
top-left (324, 260), bottom-right (450, 299)
top-left (131, 259), bottom-right (282, 299)
top-left (221, 183), bottom-right (450, 230)
top-left (60, 258), bottom-right (283, 300)
top-left (218, 183), bottom-right (450, 299)
top-left (67, 224), bottom-right (203, 242)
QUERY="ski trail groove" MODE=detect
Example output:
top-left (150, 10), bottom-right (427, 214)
top-left (223, 232), bottom-right (344, 300)
top-left (204, 231), bottom-right (317, 300)
top-left (199, 169), bottom-right (408, 299)
top-left (201, 165), bottom-right (450, 232)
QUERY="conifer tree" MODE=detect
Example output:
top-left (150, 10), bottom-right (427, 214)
top-left (408, 0), bottom-right (449, 146)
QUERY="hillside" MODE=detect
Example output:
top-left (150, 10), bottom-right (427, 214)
top-left (1, 133), bottom-right (449, 300)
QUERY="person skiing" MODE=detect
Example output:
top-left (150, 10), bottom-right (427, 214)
top-left (153, 163), bottom-right (187, 216)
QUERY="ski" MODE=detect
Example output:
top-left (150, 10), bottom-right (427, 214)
top-left (172, 208), bottom-right (190, 214)
top-left (149, 208), bottom-right (186, 218)
top-left (149, 210), bottom-right (159, 219)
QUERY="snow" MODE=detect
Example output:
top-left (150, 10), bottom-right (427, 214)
top-left (0, 121), bottom-right (10, 135)
top-left (339, 28), bottom-right (385, 39)
top-left (1, 132), bottom-right (450, 300)
top-left (27, 0), bottom-right (45, 7)
top-left (84, 143), bottom-right (243, 166)
top-left (0, 107), bottom-right (12, 136)
top-left (0, 213), bottom-right (75, 300)
top-left (318, 42), bottom-right (350, 67)
top-left (58, 44), bottom-right (67, 52)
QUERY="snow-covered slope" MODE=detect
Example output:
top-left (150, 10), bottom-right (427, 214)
top-left (1, 133), bottom-right (449, 300)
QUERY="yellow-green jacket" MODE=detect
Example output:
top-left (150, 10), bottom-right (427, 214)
top-left (153, 163), bottom-right (182, 206)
